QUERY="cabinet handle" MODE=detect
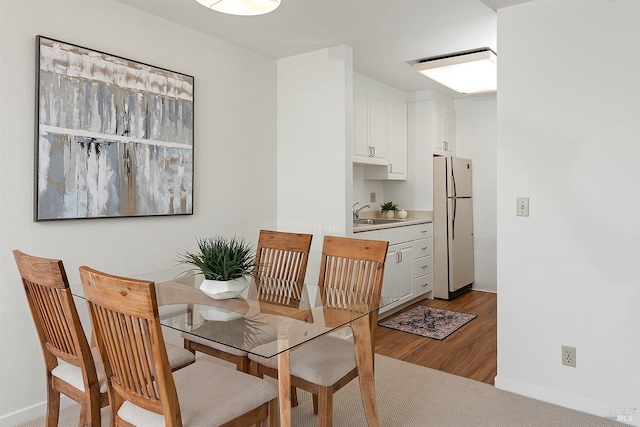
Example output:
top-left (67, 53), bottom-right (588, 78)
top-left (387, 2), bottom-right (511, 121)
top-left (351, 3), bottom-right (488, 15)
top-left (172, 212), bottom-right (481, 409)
top-left (368, 146), bottom-right (372, 157)
top-left (421, 229), bottom-right (428, 233)
top-left (422, 265), bottom-right (428, 269)
top-left (421, 247), bottom-right (428, 250)
top-left (422, 282), bottom-right (429, 287)
top-left (444, 140), bottom-right (448, 151)
top-left (388, 163), bottom-right (392, 173)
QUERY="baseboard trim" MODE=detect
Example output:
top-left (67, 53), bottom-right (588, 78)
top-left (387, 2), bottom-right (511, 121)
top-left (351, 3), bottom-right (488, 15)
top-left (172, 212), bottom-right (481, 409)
top-left (495, 375), bottom-right (639, 426)
top-left (0, 395), bottom-right (74, 426)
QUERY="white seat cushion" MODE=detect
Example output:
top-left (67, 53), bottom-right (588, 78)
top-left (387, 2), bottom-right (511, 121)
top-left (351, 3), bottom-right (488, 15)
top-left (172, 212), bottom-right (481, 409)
top-left (181, 332), bottom-right (248, 357)
top-left (249, 334), bottom-right (356, 386)
top-left (51, 343), bottom-right (194, 396)
top-left (117, 360), bottom-right (278, 426)
top-left (166, 342), bottom-right (197, 368)
top-left (52, 347), bottom-right (108, 393)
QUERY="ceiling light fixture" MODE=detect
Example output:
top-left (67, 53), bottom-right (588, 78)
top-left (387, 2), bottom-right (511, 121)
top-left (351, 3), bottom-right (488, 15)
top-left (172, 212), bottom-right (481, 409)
top-left (413, 48), bottom-right (497, 94)
top-left (195, 0), bottom-right (280, 16)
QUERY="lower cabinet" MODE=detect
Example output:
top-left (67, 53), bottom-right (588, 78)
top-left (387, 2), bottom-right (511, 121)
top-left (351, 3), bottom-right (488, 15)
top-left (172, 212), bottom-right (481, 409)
top-left (355, 223), bottom-right (433, 314)
top-left (382, 243), bottom-right (414, 309)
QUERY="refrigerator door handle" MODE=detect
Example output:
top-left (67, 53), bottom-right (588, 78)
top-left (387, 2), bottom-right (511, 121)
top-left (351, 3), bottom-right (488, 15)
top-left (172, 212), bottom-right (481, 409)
top-left (452, 197), bottom-right (457, 240)
top-left (452, 163), bottom-right (457, 199)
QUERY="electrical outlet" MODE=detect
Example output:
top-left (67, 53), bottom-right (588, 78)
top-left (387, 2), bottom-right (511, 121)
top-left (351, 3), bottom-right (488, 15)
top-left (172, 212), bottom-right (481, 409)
top-left (370, 192), bottom-right (376, 203)
top-left (562, 345), bottom-right (576, 367)
top-left (517, 197), bottom-right (529, 216)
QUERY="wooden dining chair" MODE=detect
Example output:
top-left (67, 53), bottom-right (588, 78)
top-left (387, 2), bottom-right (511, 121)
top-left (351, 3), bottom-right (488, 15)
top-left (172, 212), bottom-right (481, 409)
top-left (182, 229), bottom-right (312, 373)
top-left (13, 250), bottom-right (108, 427)
top-left (248, 235), bottom-right (389, 427)
top-left (13, 250), bottom-right (197, 427)
top-left (79, 266), bottom-right (278, 427)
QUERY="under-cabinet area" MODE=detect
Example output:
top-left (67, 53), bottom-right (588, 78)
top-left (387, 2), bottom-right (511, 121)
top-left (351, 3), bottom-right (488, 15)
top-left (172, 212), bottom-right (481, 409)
top-left (354, 222), bottom-right (433, 314)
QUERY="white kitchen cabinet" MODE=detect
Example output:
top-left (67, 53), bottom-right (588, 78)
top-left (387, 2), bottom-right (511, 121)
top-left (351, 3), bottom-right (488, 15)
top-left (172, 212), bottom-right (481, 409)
top-left (369, 93), bottom-right (388, 164)
top-left (353, 87), bottom-right (371, 163)
top-left (353, 86), bottom-right (387, 166)
top-left (432, 102), bottom-right (456, 156)
top-left (361, 95), bottom-right (408, 180)
top-left (355, 223), bottom-right (432, 313)
top-left (385, 99), bottom-right (407, 180)
top-left (413, 234), bottom-right (433, 297)
top-left (382, 242), bottom-right (414, 309)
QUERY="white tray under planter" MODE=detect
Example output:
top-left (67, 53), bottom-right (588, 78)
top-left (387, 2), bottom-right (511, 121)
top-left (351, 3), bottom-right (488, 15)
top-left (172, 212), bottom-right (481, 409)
top-left (200, 277), bottom-right (249, 300)
top-left (199, 306), bottom-right (245, 321)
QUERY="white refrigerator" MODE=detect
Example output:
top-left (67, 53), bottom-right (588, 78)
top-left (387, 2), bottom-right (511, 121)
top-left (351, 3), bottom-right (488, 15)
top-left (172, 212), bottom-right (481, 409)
top-left (433, 156), bottom-right (475, 300)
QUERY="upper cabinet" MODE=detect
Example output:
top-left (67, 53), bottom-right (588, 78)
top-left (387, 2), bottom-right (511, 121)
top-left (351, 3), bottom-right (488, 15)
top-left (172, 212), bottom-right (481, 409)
top-left (385, 99), bottom-right (408, 180)
top-left (354, 87), bottom-right (388, 166)
top-left (431, 101), bottom-right (456, 156)
top-left (354, 85), bottom-right (408, 180)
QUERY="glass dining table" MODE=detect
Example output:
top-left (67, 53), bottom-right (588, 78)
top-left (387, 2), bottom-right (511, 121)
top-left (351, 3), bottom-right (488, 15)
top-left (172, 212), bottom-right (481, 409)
top-left (72, 268), bottom-right (395, 427)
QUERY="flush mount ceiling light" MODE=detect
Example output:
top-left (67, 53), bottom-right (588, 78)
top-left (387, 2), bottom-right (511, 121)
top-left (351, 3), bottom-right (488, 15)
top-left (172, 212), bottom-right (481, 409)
top-left (195, 0), bottom-right (280, 16)
top-left (413, 48), bottom-right (497, 94)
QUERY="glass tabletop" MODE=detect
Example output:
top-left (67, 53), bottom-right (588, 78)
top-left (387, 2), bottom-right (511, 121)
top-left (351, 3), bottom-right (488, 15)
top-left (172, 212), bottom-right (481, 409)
top-left (72, 268), bottom-right (395, 359)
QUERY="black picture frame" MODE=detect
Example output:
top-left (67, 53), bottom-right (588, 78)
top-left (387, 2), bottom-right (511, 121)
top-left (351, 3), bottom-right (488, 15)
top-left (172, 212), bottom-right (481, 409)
top-left (35, 36), bottom-right (194, 221)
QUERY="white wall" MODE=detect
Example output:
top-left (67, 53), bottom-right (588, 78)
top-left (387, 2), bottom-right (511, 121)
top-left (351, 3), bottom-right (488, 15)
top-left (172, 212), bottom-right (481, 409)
top-left (455, 95), bottom-right (497, 293)
top-left (276, 45), bottom-right (353, 282)
top-left (496, 1), bottom-right (640, 422)
top-left (352, 163), bottom-right (385, 214)
top-left (0, 0), bottom-right (277, 424)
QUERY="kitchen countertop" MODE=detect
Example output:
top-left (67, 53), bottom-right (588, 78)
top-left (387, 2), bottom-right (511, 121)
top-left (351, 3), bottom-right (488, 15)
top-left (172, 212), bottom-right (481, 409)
top-left (352, 210), bottom-right (433, 233)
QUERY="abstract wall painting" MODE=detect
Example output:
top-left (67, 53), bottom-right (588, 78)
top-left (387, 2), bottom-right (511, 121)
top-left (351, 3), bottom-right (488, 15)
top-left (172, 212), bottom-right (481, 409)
top-left (35, 36), bottom-right (194, 221)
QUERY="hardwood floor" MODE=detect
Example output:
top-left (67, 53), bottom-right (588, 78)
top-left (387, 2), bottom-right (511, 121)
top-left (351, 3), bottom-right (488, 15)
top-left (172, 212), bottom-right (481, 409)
top-left (375, 290), bottom-right (497, 385)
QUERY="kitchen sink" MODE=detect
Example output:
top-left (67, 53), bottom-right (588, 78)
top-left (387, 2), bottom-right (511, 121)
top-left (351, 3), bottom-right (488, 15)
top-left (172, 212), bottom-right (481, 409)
top-left (353, 218), bottom-right (404, 225)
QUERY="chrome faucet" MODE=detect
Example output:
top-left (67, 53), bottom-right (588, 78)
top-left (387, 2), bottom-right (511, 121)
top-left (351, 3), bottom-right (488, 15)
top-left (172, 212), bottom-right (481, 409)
top-left (352, 202), bottom-right (371, 219)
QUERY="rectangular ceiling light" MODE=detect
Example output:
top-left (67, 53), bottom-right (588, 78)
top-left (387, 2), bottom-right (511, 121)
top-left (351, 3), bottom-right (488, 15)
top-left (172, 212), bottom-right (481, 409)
top-left (413, 48), bottom-right (497, 94)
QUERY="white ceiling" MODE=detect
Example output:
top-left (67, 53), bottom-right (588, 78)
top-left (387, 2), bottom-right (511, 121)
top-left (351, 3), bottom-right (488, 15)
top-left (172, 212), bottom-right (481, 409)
top-left (114, 0), bottom-right (529, 97)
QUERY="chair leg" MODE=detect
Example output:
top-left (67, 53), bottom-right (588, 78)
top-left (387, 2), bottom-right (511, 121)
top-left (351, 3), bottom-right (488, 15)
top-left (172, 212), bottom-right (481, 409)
top-left (46, 379), bottom-right (61, 427)
top-left (238, 356), bottom-right (250, 373)
top-left (264, 398), bottom-right (278, 427)
top-left (250, 361), bottom-right (263, 378)
top-left (78, 405), bottom-right (85, 427)
top-left (84, 389), bottom-right (102, 427)
top-left (291, 386), bottom-right (299, 407)
top-left (316, 386), bottom-right (333, 427)
top-left (312, 393), bottom-right (318, 415)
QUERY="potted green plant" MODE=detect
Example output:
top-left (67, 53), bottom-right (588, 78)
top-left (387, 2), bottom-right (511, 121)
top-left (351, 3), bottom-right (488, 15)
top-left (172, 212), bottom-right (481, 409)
top-left (177, 236), bottom-right (257, 300)
top-left (380, 201), bottom-right (398, 219)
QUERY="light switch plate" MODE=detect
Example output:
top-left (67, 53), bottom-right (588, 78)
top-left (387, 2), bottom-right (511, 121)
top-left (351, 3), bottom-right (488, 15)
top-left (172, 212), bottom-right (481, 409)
top-left (370, 192), bottom-right (376, 203)
top-left (517, 198), bottom-right (529, 216)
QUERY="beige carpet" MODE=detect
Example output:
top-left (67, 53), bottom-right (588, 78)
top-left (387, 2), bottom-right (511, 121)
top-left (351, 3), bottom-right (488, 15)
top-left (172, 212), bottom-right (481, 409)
top-left (20, 354), bottom-right (627, 427)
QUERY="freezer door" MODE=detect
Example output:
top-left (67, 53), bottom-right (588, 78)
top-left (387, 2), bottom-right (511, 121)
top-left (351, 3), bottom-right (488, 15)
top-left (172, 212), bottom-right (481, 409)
top-left (448, 197), bottom-right (474, 292)
top-left (449, 157), bottom-right (473, 198)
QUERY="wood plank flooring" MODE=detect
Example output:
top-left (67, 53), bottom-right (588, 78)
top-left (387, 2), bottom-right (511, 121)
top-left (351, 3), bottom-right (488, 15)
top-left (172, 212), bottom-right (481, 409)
top-left (375, 290), bottom-right (497, 385)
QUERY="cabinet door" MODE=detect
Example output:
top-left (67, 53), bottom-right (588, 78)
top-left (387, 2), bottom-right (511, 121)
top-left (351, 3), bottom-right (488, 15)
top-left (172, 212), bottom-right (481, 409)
top-left (353, 88), bottom-right (370, 163)
top-left (433, 103), bottom-right (445, 151)
top-left (444, 108), bottom-right (456, 154)
top-left (369, 93), bottom-right (388, 165)
top-left (382, 247), bottom-right (398, 301)
top-left (387, 99), bottom-right (407, 180)
top-left (398, 245), bottom-right (413, 302)
top-left (432, 102), bottom-right (456, 155)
